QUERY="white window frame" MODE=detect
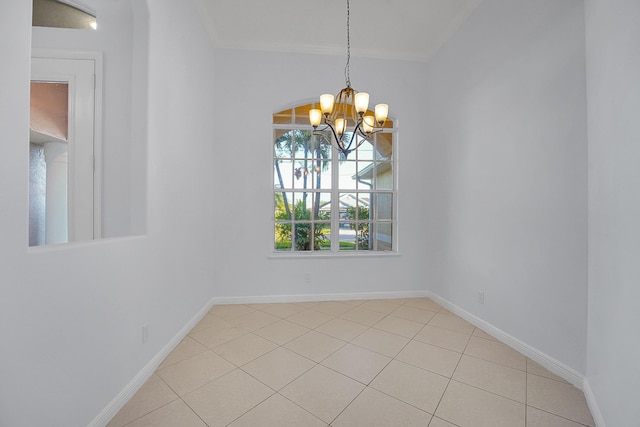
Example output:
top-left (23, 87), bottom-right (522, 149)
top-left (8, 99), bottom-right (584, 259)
top-left (272, 103), bottom-right (398, 257)
top-left (31, 48), bottom-right (103, 243)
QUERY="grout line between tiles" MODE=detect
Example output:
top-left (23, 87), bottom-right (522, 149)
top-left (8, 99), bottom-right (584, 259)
top-left (221, 391), bottom-right (275, 427)
top-left (118, 398), bottom-right (181, 427)
top-left (327, 385), bottom-right (368, 426)
top-left (367, 384), bottom-right (437, 418)
top-left (526, 405), bottom-right (592, 427)
top-left (428, 326), bottom-right (473, 424)
top-left (274, 390), bottom-right (330, 426)
top-left (178, 395), bottom-right (211, 427)
top-left (525, 362), bottom-right (528, 427)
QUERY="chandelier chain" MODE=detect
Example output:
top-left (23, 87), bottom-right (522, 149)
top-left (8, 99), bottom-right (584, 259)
top-left (309, 0), bottom-right (389, 158)
top-left (344, 0), bottom-right (351, 87)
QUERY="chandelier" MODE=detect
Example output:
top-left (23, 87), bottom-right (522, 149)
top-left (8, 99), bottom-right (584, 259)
top-left (309, 0), bottom-right (389, 158)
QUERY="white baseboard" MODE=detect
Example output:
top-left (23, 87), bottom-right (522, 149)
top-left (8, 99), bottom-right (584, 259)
top-left (209, 290), bottom-right (431, 305)
top-left (425, 291), bottom-right (585, 389)
top-left (582, 378), bottom-right (606, 427)
top-left (87, 297), bottom-right (217, 427)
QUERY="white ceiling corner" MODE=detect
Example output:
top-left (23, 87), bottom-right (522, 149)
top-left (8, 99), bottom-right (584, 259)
top-left (196, 0), bottom-right (481, 62)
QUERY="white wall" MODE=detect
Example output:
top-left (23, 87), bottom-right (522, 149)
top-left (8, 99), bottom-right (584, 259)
top-left (422, 0), bottom-right (588, 372)
top-left (585, 0), bottom-right (640, 425)
top-left (210, 49), bottom-right (430, 299)
top-left (0, 1), bottom-right (217, 425)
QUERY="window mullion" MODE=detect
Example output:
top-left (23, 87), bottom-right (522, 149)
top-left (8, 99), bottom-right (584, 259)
top-left (330, 144), bottom-right (340, 252)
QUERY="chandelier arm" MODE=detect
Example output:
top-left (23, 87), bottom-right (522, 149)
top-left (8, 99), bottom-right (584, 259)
top-left (312, 123), bottom-right (348, 156)
top-left (350, 125), bottom-right (370, 152)
top-left (340, 128), bottom-right (365, 156)
top-left (353, 119), bottom-right (370, 140)
top-left (312, 127), bottom-right (333, 149)
top-left (342, 127), bottom-right (360, 153)
top-left (355, 120), bottom-right (385, 138)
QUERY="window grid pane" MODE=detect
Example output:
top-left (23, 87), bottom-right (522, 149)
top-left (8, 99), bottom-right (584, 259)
top-left (273, 104), bottom-right (395, 253)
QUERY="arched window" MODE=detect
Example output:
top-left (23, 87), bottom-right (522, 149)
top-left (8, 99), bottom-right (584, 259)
top-left (273, 103), bottom-right (396, 253)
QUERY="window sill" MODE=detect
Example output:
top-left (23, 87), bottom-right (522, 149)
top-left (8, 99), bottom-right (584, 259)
top-left (268, 251), bottom-right (400, 260)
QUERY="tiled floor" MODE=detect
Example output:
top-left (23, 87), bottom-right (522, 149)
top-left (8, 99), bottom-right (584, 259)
top-left (107, 298), bottom-right (595, 427)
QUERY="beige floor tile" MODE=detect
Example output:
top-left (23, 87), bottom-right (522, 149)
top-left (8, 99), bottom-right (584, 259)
top-left (280, 365), bottom-right (364, 423)
top-left (182, 369), bottom-right (273, 427)
top-left (253, 319), bottom-right (309, 345)
top-left (527, 406), bottom-right (588, 426)
top-left (453, 354), bottom-right (526, 403)
top-left (396, 340), bottom-right (461, 378)
top-left (332, 387), bottom-right (432, 427)
top-left (464, 336), bottom-right (527, 370)
top-left (311, 301), bottom-right (353, 316)
top-left (229, 394), bottom-right (327, 427)
top-left (403, 298), bottom-right (442, 312)
top-left (435, 380), bottom-right (525, 427)
top-left (370, 360), bottom-right (449, 414)
top-left (284, 330), bottom-right (346, 362)
top-left (390, 305), bottom-right (437, 324)
top-left (209, 304), bottom-right (256, 320)
top-left (315, 317), bottom-right (368, 342)
top-left (340, 307), bottom-right (387, 326)
top-left (107, 374), bottom-right (178, 427)
top-left (428, 313), bottom-right (475, 334)
top-left (351, 327), bottom-right (410, 358)
top-left (124, 399), bottom-right (207, 427)
top-left (156, 351), bottom-right (235, 396)
top-left (414, 325), bottom-right (471, 353)
top-left (189, 324), bottom-right (247, 349)
top-left (358, 299), bottom-right (403, 314)
top-left (527, 358), bottom-right (569, 383)
top-left (158, 336), bottom-right (208, 370)
top-left (342, 299), bottom-right (367, 306)
top-left (428, 417), bottom-right (458, 427)
top-left (294, 301), bottom-right (321, 308)
top-left (190, 313), bottom-right (233, 334)
top-left (373, 315), bottom-right (424, 338)
top-left (226, 310), bottom-right (280, 332)
top-left (212, 333), bottom-right (277, 366)
top-left (287, 309), bottom-right (334, 329)
top-left (437, 308), bottom-right (457, 317)
top-left (321, 343), bottom-right (391, 384)
top-left (242, 347), bottom-right (315, 390)
top-left (388, 298), bottom-right (412, 304)
top-left (472, 327), bottom-right (499, 341)
top-left (527, 374), bottom-right (595, 426)
top-left (250, 302), bottom-right (306, 318)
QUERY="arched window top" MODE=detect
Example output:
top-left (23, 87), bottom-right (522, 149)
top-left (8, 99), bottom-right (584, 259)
top-left (273, 102), bottom-right (394, 128)
top-left (33, 0), bottom-right (97, 30)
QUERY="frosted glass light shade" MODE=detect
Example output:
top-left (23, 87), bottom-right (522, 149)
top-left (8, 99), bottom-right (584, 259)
top-left (320, 94), bottom-right (335, 115)
top-left (363, 115), bottom-right (375, 133)
top-left (309, 109), bottom-right (322, 127)
top-left (335, 118), bottom-right (346, 136)
top-left (375, 103), bottom-right (389, 126)
top-left (354, 92), bottom-right (369, 114)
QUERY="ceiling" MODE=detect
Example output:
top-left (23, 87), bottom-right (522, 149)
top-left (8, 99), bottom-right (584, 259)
top-left (195, 0), bottom-right (481, 62)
